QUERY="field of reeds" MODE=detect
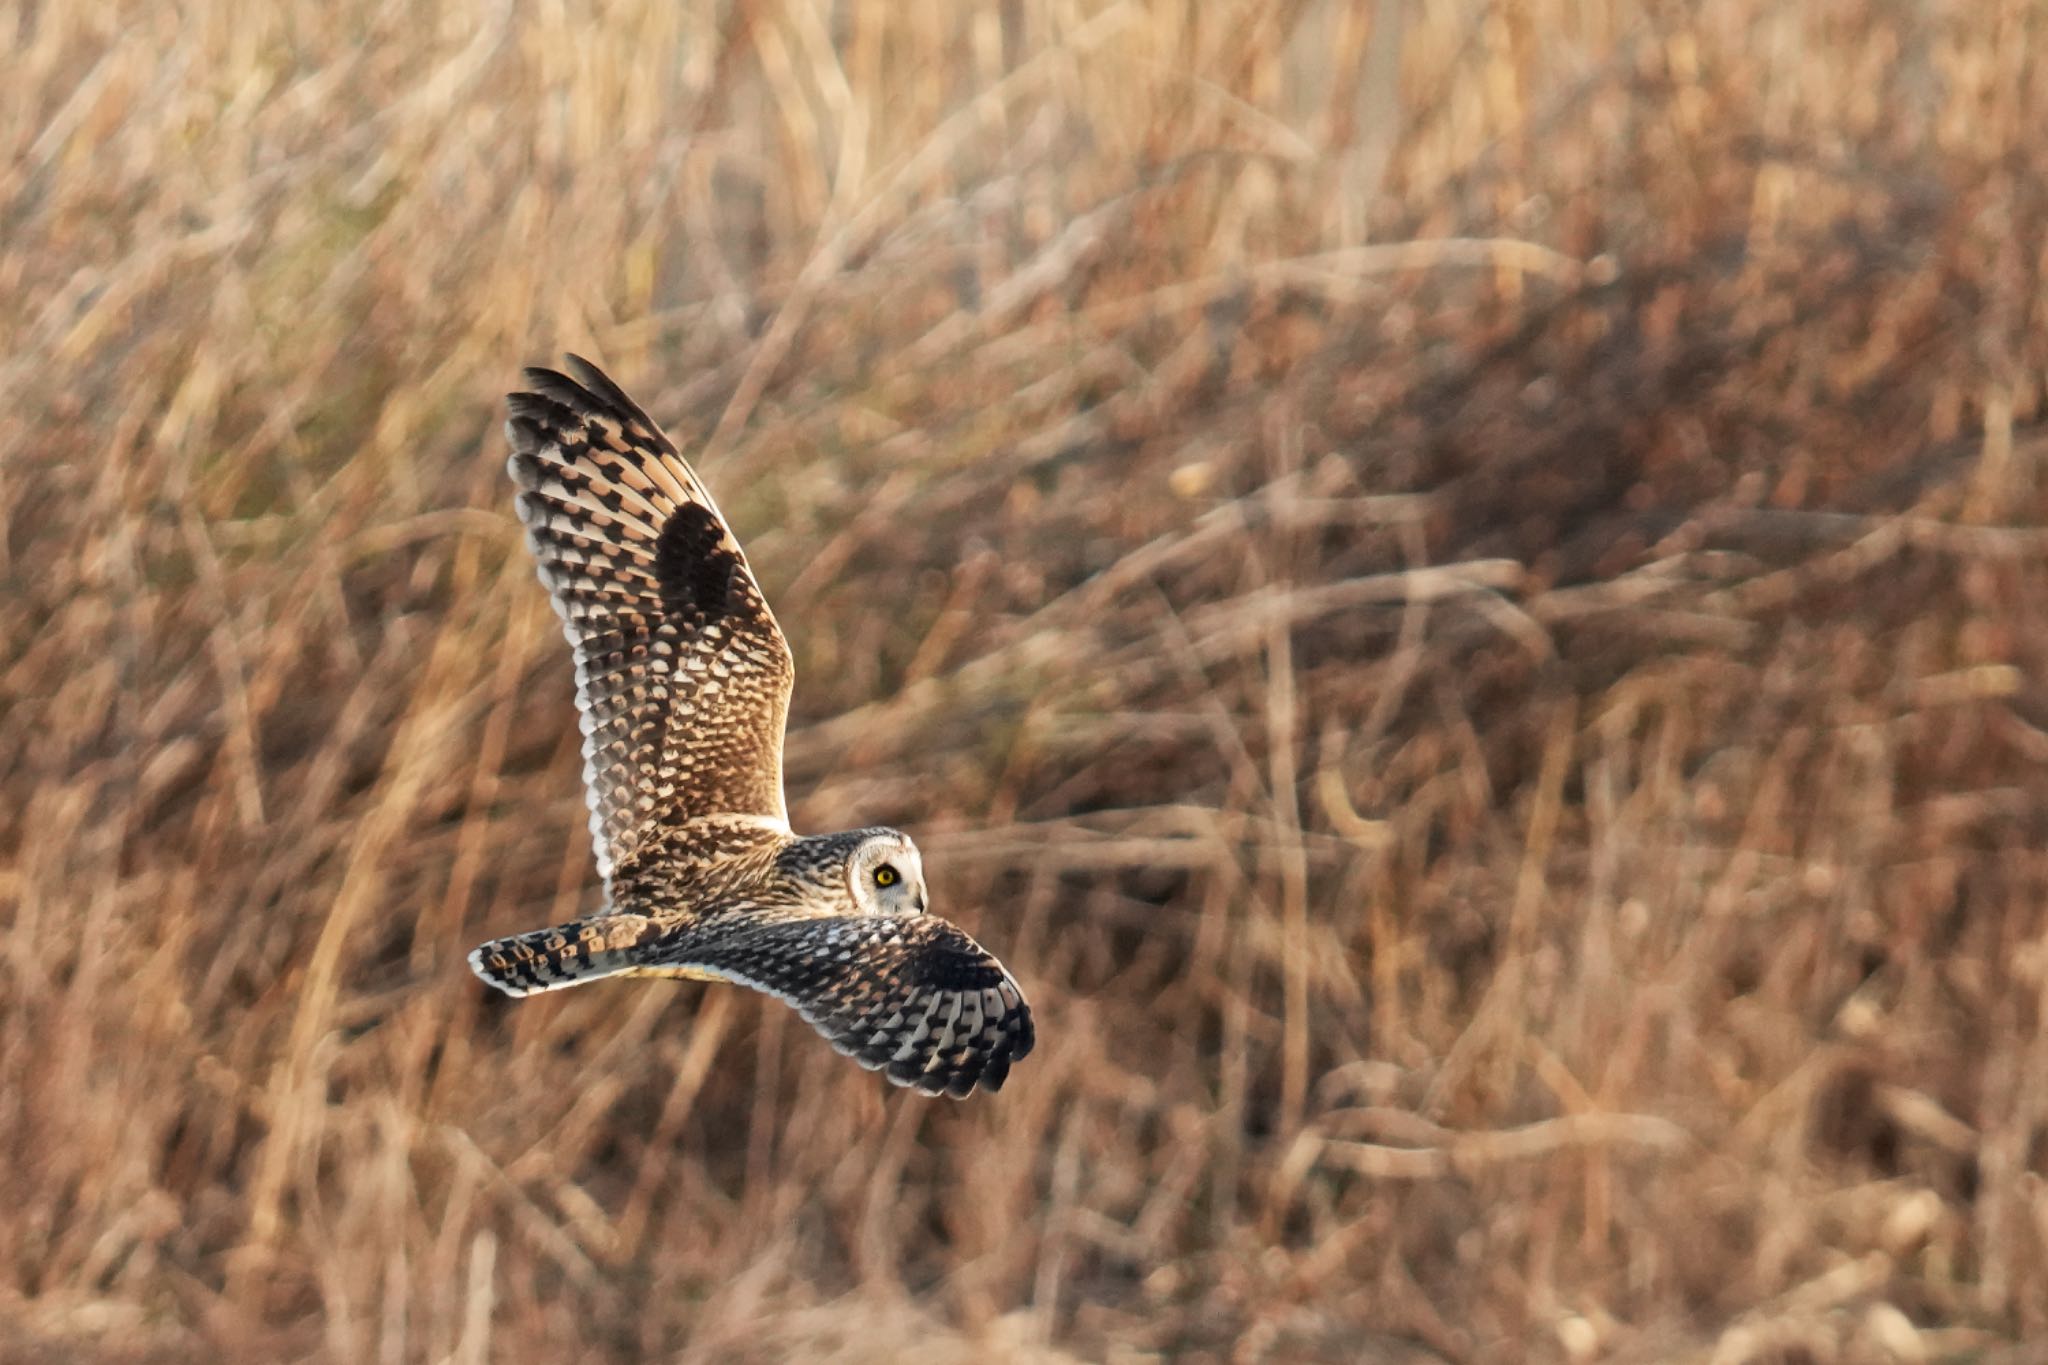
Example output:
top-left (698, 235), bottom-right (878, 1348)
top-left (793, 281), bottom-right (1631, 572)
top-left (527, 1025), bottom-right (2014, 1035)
top-left (9, 1), bottom-right (2048, 1360)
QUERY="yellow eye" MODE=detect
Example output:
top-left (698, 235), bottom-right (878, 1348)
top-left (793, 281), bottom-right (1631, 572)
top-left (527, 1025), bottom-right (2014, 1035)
top-left (874, 864), bottom-right (899, 887)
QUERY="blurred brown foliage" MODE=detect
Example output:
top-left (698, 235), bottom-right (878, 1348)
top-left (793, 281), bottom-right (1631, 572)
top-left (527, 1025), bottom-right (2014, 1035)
top-left (8, 0), bottom-right (2048, 1361)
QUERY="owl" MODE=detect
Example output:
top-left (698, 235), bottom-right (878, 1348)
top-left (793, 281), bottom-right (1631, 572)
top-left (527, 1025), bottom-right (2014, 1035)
top-left (467, 356), bottom-right (1034, 1097)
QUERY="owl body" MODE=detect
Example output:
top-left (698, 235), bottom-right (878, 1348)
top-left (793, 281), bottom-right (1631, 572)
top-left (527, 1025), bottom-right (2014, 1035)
top-left (466, 358), bottom-right (1033, 1098)
top-left (606, 825), bottom-right (921, 922)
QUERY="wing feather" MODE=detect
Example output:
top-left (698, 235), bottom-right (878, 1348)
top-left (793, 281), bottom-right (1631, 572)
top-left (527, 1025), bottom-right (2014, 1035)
top-left (648, 914), bottom-right (1035, 1097)
top-left (505, 355), bottom-right (794, 881)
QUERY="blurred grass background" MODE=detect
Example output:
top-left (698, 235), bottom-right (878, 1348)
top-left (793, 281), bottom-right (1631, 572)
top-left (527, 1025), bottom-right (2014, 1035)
top-left (8, 0), bottom-right (2048, 1360)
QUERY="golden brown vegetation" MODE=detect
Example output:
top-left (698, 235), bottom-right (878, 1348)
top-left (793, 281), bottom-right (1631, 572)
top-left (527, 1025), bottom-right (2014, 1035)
top-left (8, 0), bottom-right (2048, 1360)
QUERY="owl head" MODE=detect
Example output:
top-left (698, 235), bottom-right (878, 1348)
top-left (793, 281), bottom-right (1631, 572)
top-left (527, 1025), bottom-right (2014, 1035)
top-left (847, 829), bottom-right (927, 916)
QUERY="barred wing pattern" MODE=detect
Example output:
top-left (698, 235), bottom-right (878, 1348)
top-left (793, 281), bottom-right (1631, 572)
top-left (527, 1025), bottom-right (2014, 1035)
top-left (507, 357), bottom-right (794, 880)
top-left (653, 913), bottom-right (1036, 1097)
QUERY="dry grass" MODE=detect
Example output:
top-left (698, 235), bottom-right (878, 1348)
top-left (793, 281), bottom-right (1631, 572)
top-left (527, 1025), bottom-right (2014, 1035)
top-left (8, 0), bottom-right (2048, 1360)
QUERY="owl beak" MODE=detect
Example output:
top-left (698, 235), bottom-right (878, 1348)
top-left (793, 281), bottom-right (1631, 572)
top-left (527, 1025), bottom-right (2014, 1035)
top-left (914, 893), bottom-right (927, 914)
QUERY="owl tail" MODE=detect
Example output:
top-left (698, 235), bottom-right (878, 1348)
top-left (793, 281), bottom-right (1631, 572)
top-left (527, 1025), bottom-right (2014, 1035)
top-left (467, 915), bottom-right (656, 997)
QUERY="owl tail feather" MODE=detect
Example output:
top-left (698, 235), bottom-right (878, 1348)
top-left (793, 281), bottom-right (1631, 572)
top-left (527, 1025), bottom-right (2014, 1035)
top-left (468, 915), bottom-right (657, 997)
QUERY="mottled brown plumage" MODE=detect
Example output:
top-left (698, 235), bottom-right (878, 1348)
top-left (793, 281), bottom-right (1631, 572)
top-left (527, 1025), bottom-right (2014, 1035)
top-left (468, 356), bottom-right (1033, 1097)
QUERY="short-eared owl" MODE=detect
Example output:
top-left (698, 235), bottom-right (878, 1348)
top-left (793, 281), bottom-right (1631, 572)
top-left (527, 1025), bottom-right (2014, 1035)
top-left (467, 356), bottom-right (1033, 1097)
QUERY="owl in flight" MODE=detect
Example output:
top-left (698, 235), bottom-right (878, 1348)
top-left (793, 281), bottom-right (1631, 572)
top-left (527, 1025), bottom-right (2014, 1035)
top-left (467, 356), bottom-right (1033, 1097)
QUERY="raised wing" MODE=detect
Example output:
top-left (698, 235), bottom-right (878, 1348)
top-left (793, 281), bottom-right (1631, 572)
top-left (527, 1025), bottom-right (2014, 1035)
top-left (650, 913), bottom-right (1035, 1097)
top-left (507, 355), bottom-right (794, 881)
